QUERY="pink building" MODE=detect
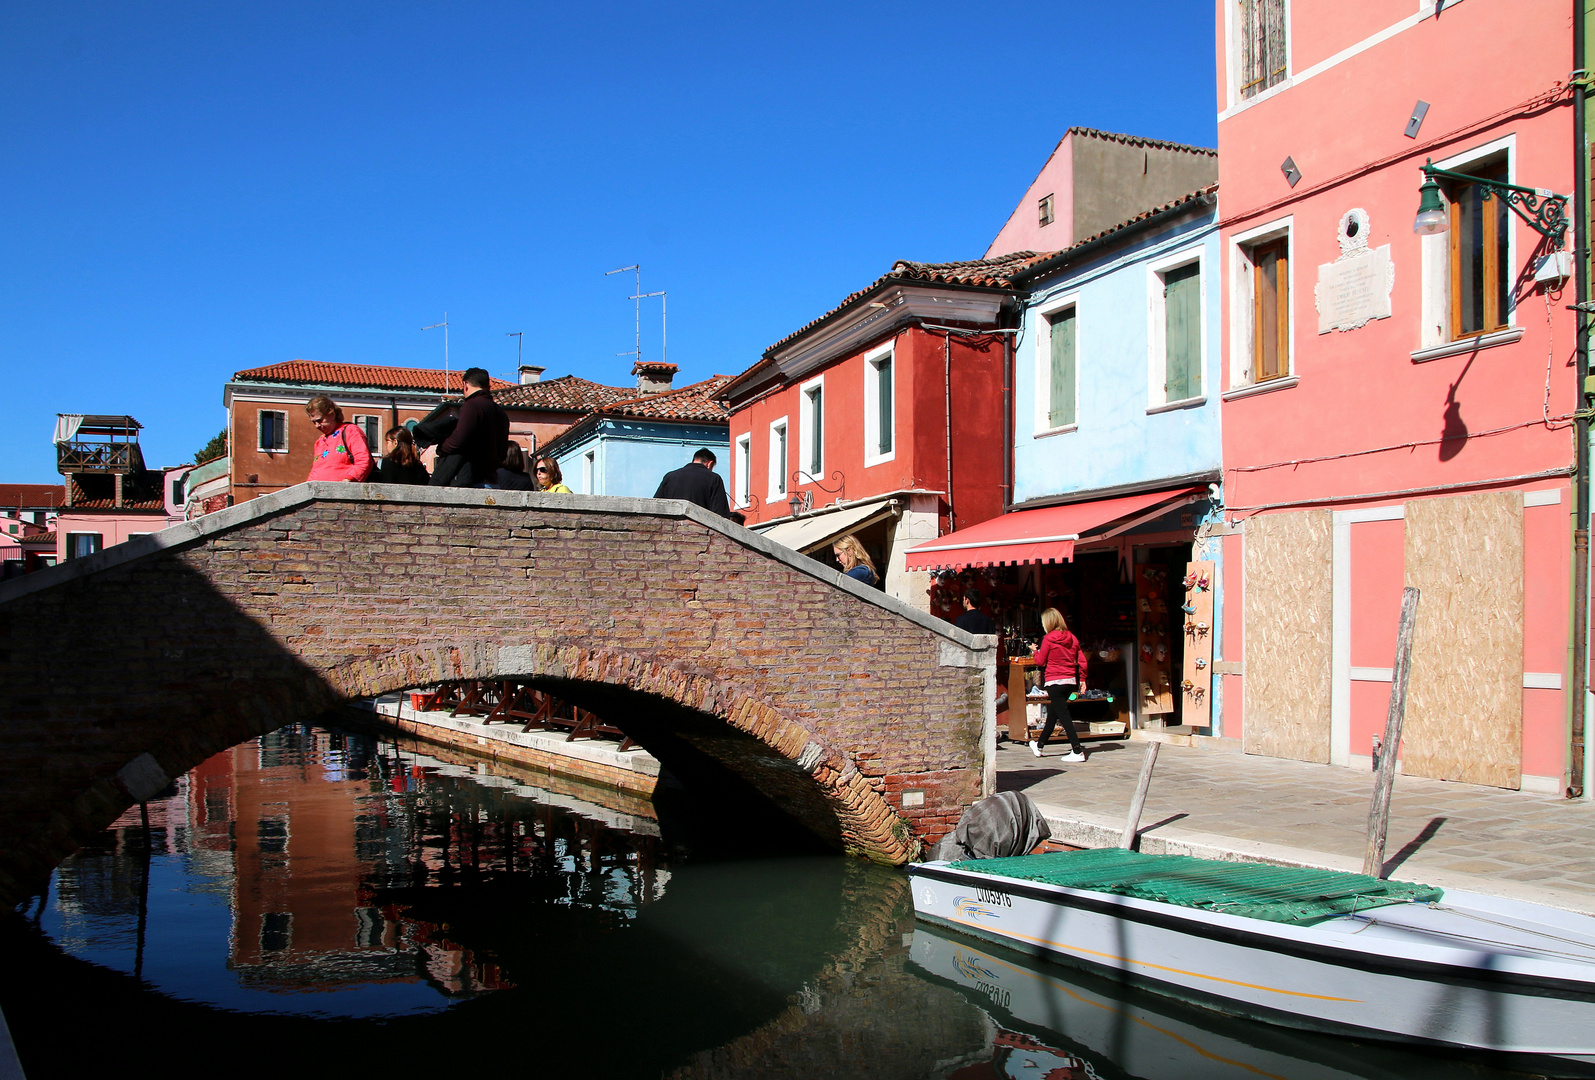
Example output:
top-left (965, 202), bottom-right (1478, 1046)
top-left (52, 415), bottom-right (189, 561)
top-left (1214, 0), bottom-right (1580, 793)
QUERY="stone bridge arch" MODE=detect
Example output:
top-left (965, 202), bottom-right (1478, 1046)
top-left (0, 483), bottom-right (996, 904)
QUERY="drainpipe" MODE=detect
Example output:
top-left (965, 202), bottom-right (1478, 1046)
top-left (1001, 306), bottom-right (1015, 512)
top-left (1572, 0), bottom-right (1590, 799)
top-left (944, 331), bottom-right (955, 533)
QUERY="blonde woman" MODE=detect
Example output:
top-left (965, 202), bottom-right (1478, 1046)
top-left (1031, 607), bottom-right (1088, 762)
top-left (833, 534), bottom-right (877, 587)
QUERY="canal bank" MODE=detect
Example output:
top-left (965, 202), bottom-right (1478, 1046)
top-left (1000, 737), bottom-right (1595, 915)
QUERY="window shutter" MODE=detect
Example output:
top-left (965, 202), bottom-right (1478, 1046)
top-left (1049, 309), bottom-right (1076, 428)
top-left (876, 357), bottom-right (893, 454)
top-left (1163, 262), bottom-right (1201, 401)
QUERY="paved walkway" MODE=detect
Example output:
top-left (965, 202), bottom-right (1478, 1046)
top-left (996, 737), bottom-right (1595, 914)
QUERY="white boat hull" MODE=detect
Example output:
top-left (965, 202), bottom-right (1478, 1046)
top-left (910, 859), bottom-right (1595, 1063)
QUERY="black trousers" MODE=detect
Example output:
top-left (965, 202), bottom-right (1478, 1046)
top-left (1037, 683), bottom-right (1085, 754)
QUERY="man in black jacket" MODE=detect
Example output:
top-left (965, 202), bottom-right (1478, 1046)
top-left (654, 448), bottom-right (731, 518)
top-left (431, 368), bottom-right (509, 488)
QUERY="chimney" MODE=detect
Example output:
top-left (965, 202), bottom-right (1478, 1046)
top-left (518, 365), bottom-right (545, 384)
top-left (633, 361), bottom-right (678, 395)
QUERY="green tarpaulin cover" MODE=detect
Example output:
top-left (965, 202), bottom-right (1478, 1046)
top-left (947, 847), bottom-right (1443, 925)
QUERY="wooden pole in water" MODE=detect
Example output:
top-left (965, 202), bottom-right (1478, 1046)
top-left (1363, 586), bottom-right (1420, 878)
top-left (1120, 741), bottom-right (1160, 849)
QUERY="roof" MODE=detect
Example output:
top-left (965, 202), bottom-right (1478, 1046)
top-left (1064, 126), bottom-right (1217, 157)
top-left (764, 249), bottom-right (1057, 357)
top-left (20, 530), bottom-right (55, 548)
top-left (66, 474), bottom-right (166, 512)
top-left (1012, 185), bottom-right (1219, 285)
top-left (231, 361), bottom-right (513, 393)
top-left (540, 376), bottom-right (734, 457)
top-left (491, 374), bottom-right (638, 412)
top-left (0, 484), bottom-right (66, 510)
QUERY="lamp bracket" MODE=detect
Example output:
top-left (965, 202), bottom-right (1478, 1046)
top-left (1422, 161), bottom-right (1570, 250)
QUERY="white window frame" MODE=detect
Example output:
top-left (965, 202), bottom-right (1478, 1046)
top-left (1227, 216), bottom-right (1294, 393)
top-left (66, 532), bottom-right (103, 560)
top-left (767, 416), bottom-right (789, 501)
top-left (1224, 0), bottom-right (1292, 110)
top-left (863, 342), bottom-right (896, 467)
top-left (258, 409), bottom-right (288, 453)
top-left (798, 375), bottom-right (824, 483)
top-left (1418, 134), bottom-right (1518, 352)
top-left (581, 449), bottom-right (596, 494)
top-left (1146, 247), bottom-right (1207, 411)
top-left (351, 414), bottom-right (382, 452)
top-left (1033, 292), bottom-right (1081, 436)
top-left (733, 432), bottom-right (752, 509)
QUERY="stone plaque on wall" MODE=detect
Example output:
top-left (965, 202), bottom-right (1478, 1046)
top-left (1315, 208), bottom-right (1394, 334)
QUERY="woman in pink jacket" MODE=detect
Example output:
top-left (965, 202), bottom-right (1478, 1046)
top-left (304, 396), bottom-right (375, 483)
top-left (1030, 607), bottom-right (1088, 762)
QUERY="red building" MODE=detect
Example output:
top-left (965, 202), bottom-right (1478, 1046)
top-left (722, 254), bottom-right (1050, 610)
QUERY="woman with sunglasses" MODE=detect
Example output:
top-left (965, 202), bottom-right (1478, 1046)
top-left (536, 457), bottom-right (573, 493)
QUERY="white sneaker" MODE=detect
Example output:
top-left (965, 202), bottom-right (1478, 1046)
top-left (1029, 740), bottom-right (1042, 758)
top-left (1061, 750), bottom-right (1087, 763)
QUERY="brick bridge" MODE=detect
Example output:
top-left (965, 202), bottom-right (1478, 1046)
top-left (0, 484), bottom-right (995, 904)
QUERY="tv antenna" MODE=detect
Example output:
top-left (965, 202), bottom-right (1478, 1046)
top-left (421, 313), bottom-right (450, 391)
top-left (605, 265), bottom-right (641, 362)
top-left (506, 331), bottom-right (523, 369)
top-left (632, 290), bottom-right (666, 368)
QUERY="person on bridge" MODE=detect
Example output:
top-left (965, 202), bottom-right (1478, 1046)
top-left (653, 449), bottom-right (731, 517)
top-left (304, 396), bottom-right (375, 483)
top-left (431, 367), bottom-right (509, 488)
top-left (536, 457), bottom-right (573, 493)
top-left (954, 588), bottom-right (998, 636)
top-left (1030, 607), bottom-right (1088, 763)
top-left (377, 426), bottom-right (430, 485)
top-left (493, 443), bottom-right (536, 490)
top-left (832, 534), bottom-right (878, 588)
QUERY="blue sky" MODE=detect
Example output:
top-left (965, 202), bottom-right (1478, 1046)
top-left (0, 2), bottom-right (1216, 483)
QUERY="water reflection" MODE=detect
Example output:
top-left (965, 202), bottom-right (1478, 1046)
top-left (1, 722), bottom-right (1552, 1079)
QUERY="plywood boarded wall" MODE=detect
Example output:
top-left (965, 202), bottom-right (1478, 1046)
top-left (1243, 510), bottom-right (1333, 762)
top-left (1403, 491), bottom-right (1524, 789)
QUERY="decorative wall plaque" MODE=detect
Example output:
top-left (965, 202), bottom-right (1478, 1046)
top-left (1315, 208), bottom-right (1394, 334)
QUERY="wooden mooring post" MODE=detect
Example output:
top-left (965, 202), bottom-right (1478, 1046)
top-left (1363, 586), bottom-right (1420, 878)
top-left (1120, 741), bottom-right (1161, 849)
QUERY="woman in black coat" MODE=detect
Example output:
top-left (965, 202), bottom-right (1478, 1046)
top-left (377, 427), bottom-right (430, 485)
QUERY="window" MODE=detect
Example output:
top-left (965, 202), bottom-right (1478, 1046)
top-left (1237, 0), bottom-right (1286, 99)
top-left (1035, 301), bottom-right (1078, 432)
top-left (258, 410), bottom-right (287, 452)
top-left (6, 524), bottom-right (15, 535)
top-left (863, 343), bottom-right (895, 465)
top-left (581, 450), bottom-right (596, 494)
top-left (1150, 256), bottom-right (1204, 405)
top-left (352, 414), bottom-right (381, 452)
top-left (768, 418), bottom-right (789, 500)
top-left (734, 433), bottom-right (751, 509)
top-left (1448, 155), bottom-right (1511, 339)
top-left (799, 376), bottom-right (824, 481)
top-left (1240, 234), bottom-right (1290, 384)
top-left (1038, 194), bottom-right (1055, 227)
top-left (170, 476), bottom-right (186, 507)
top-left (66, 533), bottom-right (102, 560)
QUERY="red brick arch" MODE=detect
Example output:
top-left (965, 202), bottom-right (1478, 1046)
top-left (0, 484), bottom-right (995, 905)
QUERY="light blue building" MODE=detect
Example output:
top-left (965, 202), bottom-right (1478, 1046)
top-left (542, 374), bottom-right (732, 498)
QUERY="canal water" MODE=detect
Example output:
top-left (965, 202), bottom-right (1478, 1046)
top-left (0, 722), bottom-right (1557, 1079)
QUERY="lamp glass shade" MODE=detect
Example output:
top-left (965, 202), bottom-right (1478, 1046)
top-left (1413, 175), bottom-right (1448, 235)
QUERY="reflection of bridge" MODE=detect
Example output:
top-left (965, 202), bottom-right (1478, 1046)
top-left (0, 483), bottom-right (995, 904)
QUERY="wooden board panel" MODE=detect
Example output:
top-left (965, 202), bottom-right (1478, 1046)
top-left (1180, 561), bottom-right (1215, 728)
top-left (1243, 510), bottom-right (1333, 763)
top-left (1403, 491), bottom-right (1523, 789)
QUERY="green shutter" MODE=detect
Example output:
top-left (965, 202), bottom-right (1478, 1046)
top-left (810, 386), bottom-right (823, 474)
top-left (1163, 262), bottom-right (1201, 402)
top-left (1049, 308), bottom-right (1076, 429)
top-left (877, 356), bottom-right (893, 454)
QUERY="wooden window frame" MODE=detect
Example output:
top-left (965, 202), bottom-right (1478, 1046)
top-left (1249, 237), bottom-right (1290, 384)
top-left (1446, 157), bottom-right (1512, 340)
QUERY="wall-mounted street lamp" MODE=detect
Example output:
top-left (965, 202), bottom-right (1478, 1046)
top-left (787, 469), bottom-right (845, 517)
top-left (1413, 159), bottom-right (1570, 250)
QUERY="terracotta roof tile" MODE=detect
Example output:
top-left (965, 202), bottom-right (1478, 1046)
top-left (0, 484), bottom-right (66, 510)
top-left (594, 375), bottom-right (734, 423)
top-left (232, 361), bottom-right (513, 393)
top-left (765, 250), bottom-right (1057, 357)
top-left (1013, 184), bottom-right (1219, 284)
top-left (491, 374), bottom-right (638, 412)
top-left (1066, 126), bottom-right (1217, 157)
top-left (66, 474), bottom-right (166, 511)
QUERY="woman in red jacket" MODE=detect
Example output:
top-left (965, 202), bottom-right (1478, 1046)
top-left (1030, 607), bottom-right (1088, 762)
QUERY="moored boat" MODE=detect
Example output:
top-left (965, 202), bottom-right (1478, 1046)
top-left (910, 847), bottom-right (1595, 1067)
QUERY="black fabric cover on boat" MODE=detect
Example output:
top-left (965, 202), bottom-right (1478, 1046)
top-left (935, 791), bottom-right (1052, 861)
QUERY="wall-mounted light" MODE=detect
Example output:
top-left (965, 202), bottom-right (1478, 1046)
top-left (1413, 158), bottom-right (1570, 249)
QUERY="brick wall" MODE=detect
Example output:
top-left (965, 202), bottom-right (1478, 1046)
top-left (0, 484), bottom-right (995, 905)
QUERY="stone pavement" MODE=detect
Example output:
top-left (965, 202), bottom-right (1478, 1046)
top-left (996, 736), bottom-right (1595, 914)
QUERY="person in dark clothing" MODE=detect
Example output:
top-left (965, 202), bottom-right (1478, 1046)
top-left (653, 448), bottom-right (731, 518)
top-left (954, 587), bottom-right (998, 636)
top-left (493, 442), bottom-right (536, 490)
top-left (431, 367), bottom-right (509, 488)
top-left (377, 427), bottom-right (430, 485)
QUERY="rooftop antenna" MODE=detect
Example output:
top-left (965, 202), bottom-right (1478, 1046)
top-left (632, 290), bottom-right (666, 368)
top-left (421, 313), bottom-right (450, 392)
top-left (606, 265), bottom-right (641, 363)
top-left (506, 331), bottom-right (523, 369)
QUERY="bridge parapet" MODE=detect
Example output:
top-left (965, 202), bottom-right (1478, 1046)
top-left (0, 483), bottom-right (995, 904)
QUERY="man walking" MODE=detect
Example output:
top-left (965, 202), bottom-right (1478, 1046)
top-left (432, 367), bottom-right (509, 488)
top-left (654, 448), bottom-right (731, 518)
